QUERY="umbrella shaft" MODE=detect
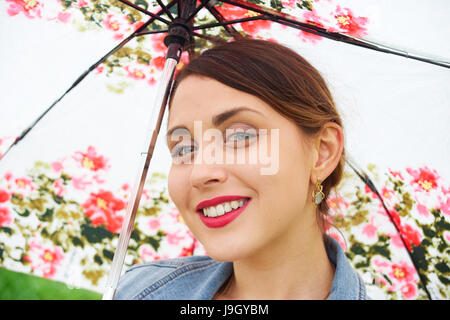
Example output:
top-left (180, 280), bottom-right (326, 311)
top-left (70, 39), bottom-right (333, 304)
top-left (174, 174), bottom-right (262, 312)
top-left (102, 57), bottom-right (179, 300)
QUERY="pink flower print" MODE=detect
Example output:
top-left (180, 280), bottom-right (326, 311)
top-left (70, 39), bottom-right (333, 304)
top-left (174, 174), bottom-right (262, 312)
top-left (327, 194), bottom-right (349, 211)
top-left (0, 207), bottom-right (13, 227)
top-left (389, 261), bottom-right (417, 283)
top-left (15, 177), bottom-right (34, 190)
top-left (327, 230), bottom-right (347, 251)
top-left (416, 203), bottom-right (431, 218)
top-left (166, 231), bottom-right (185, 246)
top-left (400, 282), bottom-right (418, 300)
top-left (362, 222), bottom-right (377, 239)
top-left (71, 175), bottom-right (92, 191)
top-left (57, 11), bottom-right (71, 23)
top-left (4, 172), bottom-right (13, 181)
top-left (124, 65), bottom-right (146, 80)
top-left (334, 6), bottom-right (368, 37)
top-left (52, 179), bottom-right (65, 197)
top-left (51, 161), bottom-right (64, 173)
top-left (6, 0), bottom-right (42, 19)
top-left (406, 166), bottom-right (440, 192)
top-left (74, 0), bottom-right (88, 8)
top-left (444, 231), bottom-right (450, 244)
top-left (389, 169), bottom-right (404, 180)
top-left (148, 217), bottom-right (160, 231)
top-left (29, 241), bottom-right (65, 279)
top-left (439, 197), bottom-right (450, 216)
top-left (150, 33), bottom-right (167, 54)
top-left (74, 146), bottom-right (109, 171)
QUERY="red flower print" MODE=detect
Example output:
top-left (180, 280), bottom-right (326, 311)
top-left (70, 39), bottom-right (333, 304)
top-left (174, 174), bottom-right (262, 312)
top-left (82, 190), bottom-right (125, 233)
top-left (0, 189), bottom-right (10, 203)
top-left (240, 19), bottom-right (272, 35)
top-left (6, 0), bottom-right (42, 19)
top-left (150, 33), bottom-right (167, 54)
top-left (401, 223), bottom-right (422, 251)
top-left (0, 207), bottom-right (13, 227)
top-left (151, 56), bottom-right (166, 71)
top-left (180, 242), bottom-right (195, 257)
top-left (334, 6), bottom-right (368, 37)
top-left (75, 146), bottom-right (108, 171)
top-left (400, 282), bottom-right (418, 299)
top-left (102, 14), bottom-right (121, 32)
top-left (406, 166), bottom-right (439, 192)
top-left (215, 3), bottom-right (248, 20)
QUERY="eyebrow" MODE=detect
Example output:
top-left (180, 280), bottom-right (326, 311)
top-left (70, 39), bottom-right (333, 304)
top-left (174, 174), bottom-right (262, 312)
top-left (165, 106), bottom-right (264, 145)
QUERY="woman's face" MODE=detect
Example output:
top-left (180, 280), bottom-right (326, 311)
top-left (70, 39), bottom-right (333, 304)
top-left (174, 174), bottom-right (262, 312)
top-left (167, 75), bottom-right (318, 261)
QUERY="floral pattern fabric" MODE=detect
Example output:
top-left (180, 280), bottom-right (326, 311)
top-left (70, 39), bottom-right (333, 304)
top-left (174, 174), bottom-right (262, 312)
top-left (0, 145), bottom-right (448, 299)
top-left (3, 0), bottom-right (370, 93)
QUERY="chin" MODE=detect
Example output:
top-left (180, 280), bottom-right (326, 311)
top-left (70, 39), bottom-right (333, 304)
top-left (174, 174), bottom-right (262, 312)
top-left (198, 238), bottom-right (253, 262)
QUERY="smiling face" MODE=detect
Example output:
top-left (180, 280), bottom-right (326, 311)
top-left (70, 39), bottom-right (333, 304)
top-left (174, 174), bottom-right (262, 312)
top-left (167, 75), bottom-right (319, 262)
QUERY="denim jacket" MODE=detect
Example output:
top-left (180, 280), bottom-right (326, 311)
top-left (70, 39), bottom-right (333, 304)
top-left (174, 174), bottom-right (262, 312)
top-left (114, 235), bottom-right (370, 300)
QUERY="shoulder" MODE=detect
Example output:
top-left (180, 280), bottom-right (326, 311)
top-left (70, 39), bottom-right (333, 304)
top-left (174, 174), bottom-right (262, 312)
top-left (114, 255), bottom-right (233, 300)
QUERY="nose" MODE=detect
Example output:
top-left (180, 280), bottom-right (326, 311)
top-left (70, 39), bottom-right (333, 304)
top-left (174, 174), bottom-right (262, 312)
top-left (190, 161), bottom-right (228, 189)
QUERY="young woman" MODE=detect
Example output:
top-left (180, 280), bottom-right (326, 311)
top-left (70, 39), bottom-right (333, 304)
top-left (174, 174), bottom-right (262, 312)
top-left (115, 39), bottom-right (369, 300)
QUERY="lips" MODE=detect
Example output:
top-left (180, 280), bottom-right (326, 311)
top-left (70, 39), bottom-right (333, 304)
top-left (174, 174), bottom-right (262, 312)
top-left (195, 195), bottom-right (251, 228)
top-left (196, 195), bottom-right (249, 211)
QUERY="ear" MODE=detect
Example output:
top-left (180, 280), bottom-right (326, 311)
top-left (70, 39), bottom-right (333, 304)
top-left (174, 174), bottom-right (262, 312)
top-left (310, 122), bottom-right (344, 184)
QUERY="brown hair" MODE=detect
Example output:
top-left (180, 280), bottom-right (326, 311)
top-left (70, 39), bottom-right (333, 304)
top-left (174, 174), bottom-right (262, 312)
top-left (168, 39), bottom-right (345, 233)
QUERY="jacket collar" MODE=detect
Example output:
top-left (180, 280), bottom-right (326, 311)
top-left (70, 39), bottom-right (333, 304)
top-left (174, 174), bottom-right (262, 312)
top-left (206, 235), bottom-right (366, 300)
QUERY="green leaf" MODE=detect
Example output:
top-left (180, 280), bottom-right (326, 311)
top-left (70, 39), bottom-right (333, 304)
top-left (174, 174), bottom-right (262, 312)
top-left (102, 249), bottom-right (114, 261)
top-left (435, 262), bottom-right (450, 274)
top-left (0, 227), bottom-right (13, 235)
top-left (94, 254), bottom-right (103, 265)
top-left (39, 208), bottom-right (54, 222)
top-left (438, 275), bottom-right (450, 285)
top-left (15, 208), bottom-right (30, 217)
top-left (81, 224), bottom-right (113, 243)
top-left (423, 226), bottom-right (436, 238)
top-left (350, 242), bottom-right (365, 256)
top-left (71, 237), bottom-right (84, 248)
top-left (370, 244), bottom-right (391, 260)
top-left (411, 246), bottom-right (428, 271)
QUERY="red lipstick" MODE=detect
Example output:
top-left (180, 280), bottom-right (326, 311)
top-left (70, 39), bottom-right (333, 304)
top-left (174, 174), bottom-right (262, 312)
top-left (196, 195), bottom-right (251, 228)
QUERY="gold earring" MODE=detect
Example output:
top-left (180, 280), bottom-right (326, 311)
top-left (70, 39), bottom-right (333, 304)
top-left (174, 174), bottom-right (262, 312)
top-left (312, 179), bottom-right (325, 207)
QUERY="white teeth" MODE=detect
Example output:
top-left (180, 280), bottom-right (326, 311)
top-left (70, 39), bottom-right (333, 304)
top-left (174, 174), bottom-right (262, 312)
top-left (201, 198), bottom-right (248, 217)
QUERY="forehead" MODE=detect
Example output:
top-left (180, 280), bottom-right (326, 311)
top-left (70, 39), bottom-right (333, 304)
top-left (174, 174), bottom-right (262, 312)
top-left (168, 76), bottom-right (270, 125)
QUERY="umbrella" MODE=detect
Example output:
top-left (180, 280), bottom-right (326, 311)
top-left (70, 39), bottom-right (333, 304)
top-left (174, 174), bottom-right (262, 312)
top-left (0, 0), bottom-right (449, 300)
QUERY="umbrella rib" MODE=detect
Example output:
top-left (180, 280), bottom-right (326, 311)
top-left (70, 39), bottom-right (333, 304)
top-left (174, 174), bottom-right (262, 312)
top-left (0, 1), bottom-right (179, 163)
top-left (155, 0), bottom-right (175, 21)
top-left (192, 15), bottom-right (268, 31)
top-left (218, 0), bottom-right (450, 69)
top-left (118, 0), bottom-right (171, 25)
top-left (346, 158), bottom-right (434, 300)
top-left (135, 28), bottom-right (170, 37)
top-left (186, 0), bottom-right (210, 22)
top-left (191, 31), bottom-right (228, 44)
top-left (205, 4), bottom-right (245, 40)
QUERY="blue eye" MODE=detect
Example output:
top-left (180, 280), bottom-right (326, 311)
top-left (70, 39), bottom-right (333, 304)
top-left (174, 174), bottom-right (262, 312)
top-left (171, 144), bottom-right (197, 159)
top-left (227, 131), bottom-right (257, 142)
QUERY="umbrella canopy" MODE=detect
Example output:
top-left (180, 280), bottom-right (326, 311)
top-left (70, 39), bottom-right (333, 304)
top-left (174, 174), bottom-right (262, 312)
top-left (0, 0), bottom-right (449, 299)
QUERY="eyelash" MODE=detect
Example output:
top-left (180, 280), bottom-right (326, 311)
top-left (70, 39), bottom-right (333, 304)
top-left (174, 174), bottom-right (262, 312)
top-left (170, 131), bottom-right (258, 159)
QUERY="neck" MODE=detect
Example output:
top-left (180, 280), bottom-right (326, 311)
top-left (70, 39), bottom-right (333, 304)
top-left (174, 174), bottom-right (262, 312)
top-left (218, 227), bottom-right (335, 300)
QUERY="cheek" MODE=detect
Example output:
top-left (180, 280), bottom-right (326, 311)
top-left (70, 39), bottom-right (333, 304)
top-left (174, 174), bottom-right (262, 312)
top-left (167, 166), bottom-right (188, 209)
